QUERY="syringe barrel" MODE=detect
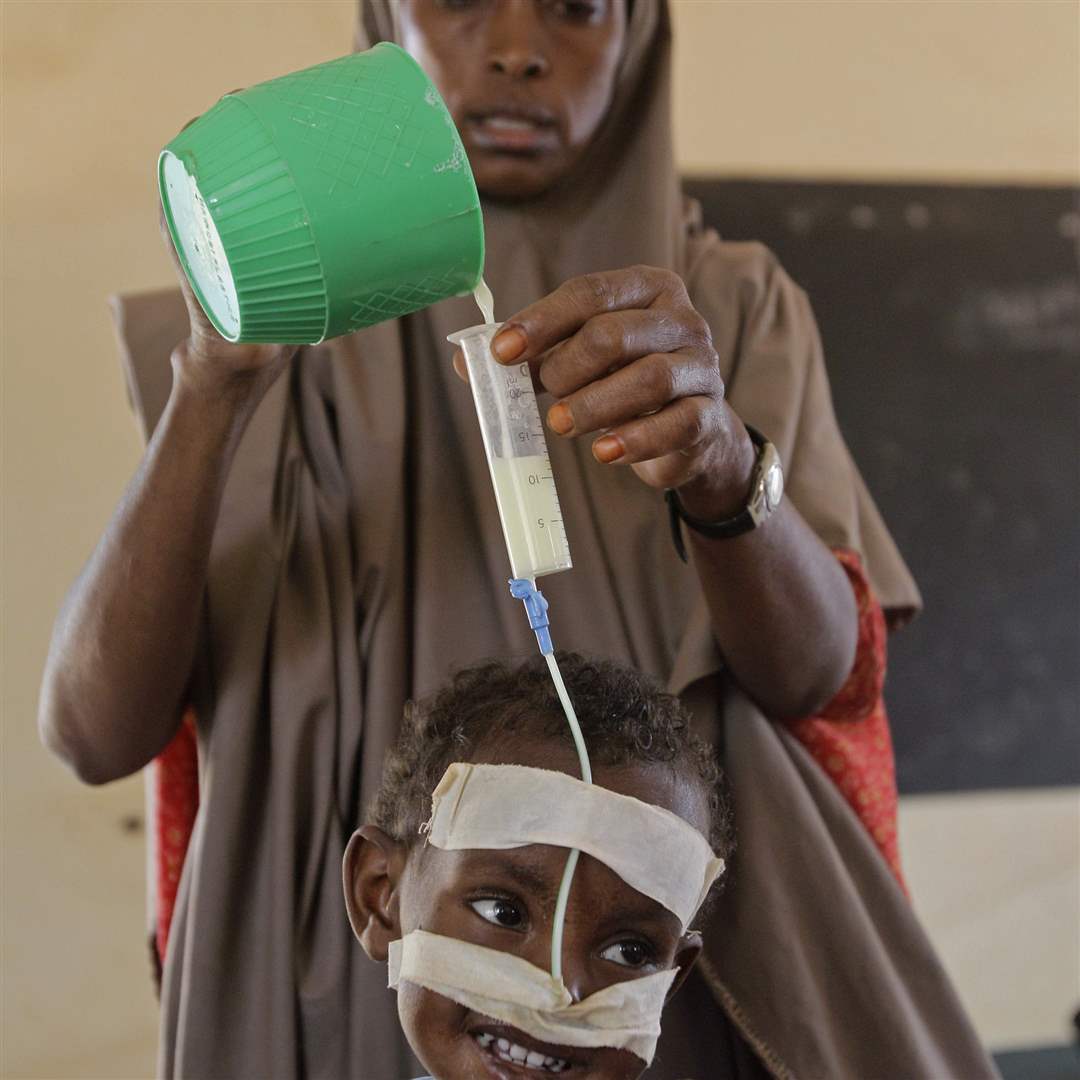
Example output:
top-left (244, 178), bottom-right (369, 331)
top-left (448, 323), bottom-right (573, 581)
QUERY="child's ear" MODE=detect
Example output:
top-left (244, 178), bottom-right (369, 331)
top-left (343, 825), bottom-right (406, 962)
top-left (665, 930), bottom-right (704, 1002)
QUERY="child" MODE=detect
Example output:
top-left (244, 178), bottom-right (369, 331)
top-left (343, 652), bottom-right (732, 1080)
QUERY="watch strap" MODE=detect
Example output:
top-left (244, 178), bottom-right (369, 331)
top-left (665, 426), bottom-right (768, 563)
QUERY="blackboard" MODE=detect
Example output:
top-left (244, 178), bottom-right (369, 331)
top-left (684, 179), bottom-right (1080, 794)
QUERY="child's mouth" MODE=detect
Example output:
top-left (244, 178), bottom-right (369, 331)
top-left (472, 1029), bottom-right (573, 1073)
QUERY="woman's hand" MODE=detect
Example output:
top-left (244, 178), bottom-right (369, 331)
top-left (160, 107), bottom-right (296, 405)
top-left (160, 205), bottom-right (296, 406)
top-left (462, 266), bottom-right (757, 520)
top-left (454, 266), bottom-right (858, 717)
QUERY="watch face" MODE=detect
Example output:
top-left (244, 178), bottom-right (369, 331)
top-left (764, 462), bottom-right (784, 510)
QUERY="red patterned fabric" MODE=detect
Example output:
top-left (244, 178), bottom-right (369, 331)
top-left (153, 707), bottom-right (199, 964)
top-left (149, 549), bottom-right (905, 964)
top-left (785, 549), bottom-right (908, 893)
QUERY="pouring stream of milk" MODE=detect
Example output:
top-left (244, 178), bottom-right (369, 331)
top-left (473, 277), bottom-right (495, 325)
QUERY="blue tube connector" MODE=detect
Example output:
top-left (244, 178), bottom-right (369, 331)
top-left (509, 578), bottom-right (553, 655)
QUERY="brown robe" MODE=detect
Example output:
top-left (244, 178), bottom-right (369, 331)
top-left (107, 1), bottom-right (997, 1076)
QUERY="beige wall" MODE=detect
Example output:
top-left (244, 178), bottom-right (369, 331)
top-left (2, 2), bottom-right (1077, 1077)
top-left (671, 0), bottom-right (1080, 183)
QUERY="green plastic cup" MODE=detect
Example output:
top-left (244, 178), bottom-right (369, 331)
top-left (158, 43), bottom-right (484, 344)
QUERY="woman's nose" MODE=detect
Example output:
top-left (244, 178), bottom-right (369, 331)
top-left (486, 2), bottom-right (550, 79)
top-left (488, 50), bottom-right (549, 79)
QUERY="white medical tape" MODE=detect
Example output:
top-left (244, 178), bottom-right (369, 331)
top-left (424, 763), bottom-right (724, 926)
top-left (388, 929), bottom-right (676, 1064)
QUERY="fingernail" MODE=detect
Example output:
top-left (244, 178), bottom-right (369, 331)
top-left (547, 403), bottom-right (573, 435)
top-left (451, 348), bottom-right (468, 383)
top-left (593, 435), bottom-right (624, 463)
top-left (492, 326), bottom-right (526, 362)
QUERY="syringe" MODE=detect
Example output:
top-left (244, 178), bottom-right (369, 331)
top-left (448, 321), bottom-right (588, 985)
top-left (447, 323), bottom-right (572, 583)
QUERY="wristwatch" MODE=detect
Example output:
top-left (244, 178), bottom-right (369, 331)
top-left (665, 425), bottom-right (784, 562)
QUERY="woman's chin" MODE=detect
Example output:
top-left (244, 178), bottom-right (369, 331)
top-left (472, 156), bottom-right (563, 204)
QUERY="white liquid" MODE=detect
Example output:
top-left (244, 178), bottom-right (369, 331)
top-left (490, 455), bottom-right (572, 579)
top-left (473, 277), bottom-right (495, 325)
top-left (161, 153), bottom-right (240, 339)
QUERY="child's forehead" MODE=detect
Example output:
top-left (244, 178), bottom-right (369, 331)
top-left (464, 732), bottom-right (711, 841)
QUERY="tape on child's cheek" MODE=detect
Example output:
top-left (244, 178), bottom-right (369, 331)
top-left (389, 930), bottom-right (676, 1065)
top-left (425, 763), bottom-right (725, 926)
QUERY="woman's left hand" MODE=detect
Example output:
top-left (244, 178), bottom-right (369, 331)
top-left (460, 266), bottom-right (756, 519)
top-left (453, 265), bottom-right (860, 718)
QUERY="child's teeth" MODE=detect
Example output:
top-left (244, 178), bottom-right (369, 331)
top-left (474, 1032), bottom-right (568, 1072)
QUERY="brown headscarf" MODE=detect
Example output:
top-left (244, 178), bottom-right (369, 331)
top-left (108, 1), bottom-right (998, 1076)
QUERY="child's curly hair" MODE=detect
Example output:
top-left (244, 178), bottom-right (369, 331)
top-left (369, 651), bottom-right (733, 861)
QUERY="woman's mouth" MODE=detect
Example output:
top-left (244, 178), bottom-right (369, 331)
top-left (465, 109), bottom-right (559, 155)
top-left (471, 1027), bottom-right (574, 1073)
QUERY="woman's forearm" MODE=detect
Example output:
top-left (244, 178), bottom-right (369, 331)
top-left (678, 458), bottom-right (859, 720)
top-left (38, 358), bottom-right (267, 783)
top-left (481, 267), bottom-right (859, 715)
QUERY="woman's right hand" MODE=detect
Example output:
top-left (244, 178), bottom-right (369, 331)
top-left (40, 180), bottom-right (297, 785)
top-left (160, 204), bottom-right (297, 404)
top-left (160, 103), bottom-right (296, 402)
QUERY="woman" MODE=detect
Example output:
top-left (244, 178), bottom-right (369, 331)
top-left (40, 1), bottom-right (995, 1076)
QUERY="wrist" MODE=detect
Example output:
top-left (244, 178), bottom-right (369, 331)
top-left (171, 343), bottom-right (280, 425)
top-left (675, 421), bottom-right (756, 522)
top-left (168, 354), bottom-right (271, 452)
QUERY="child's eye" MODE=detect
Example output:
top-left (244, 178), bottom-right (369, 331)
top-left (599, 939), bottom-right (655, 969)
top-left (469, 897), bottom-right (527, 930)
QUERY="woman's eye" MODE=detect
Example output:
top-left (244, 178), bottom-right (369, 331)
top-left (552, 0), bottom-right (602, 22)
top-left (469, 897), bottom-right (526, 930)
top-left (599, 940), bottom-right (654, 968)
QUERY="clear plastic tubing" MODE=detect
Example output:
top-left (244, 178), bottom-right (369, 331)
top-left (447, 323), bottom-right (572, 582)
top-left (448, 321), bottom-right (587, 983)
top-left (545, 652), bottom-right (592, 984)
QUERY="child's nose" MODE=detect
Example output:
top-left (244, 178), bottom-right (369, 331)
top-left (560, 962), bottom-right (592, 1004)
top-left (543, 922), bottom-right (602, 1004)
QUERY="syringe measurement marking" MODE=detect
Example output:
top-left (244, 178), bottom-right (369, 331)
top-left (491, 454), bottom-right (567, 576)
top-left (546, 513), bottom-right (568, 557)
top-left (490, 361), bottom-right (571, 577)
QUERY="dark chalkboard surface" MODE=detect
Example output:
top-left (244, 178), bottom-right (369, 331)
top-left (684, 179), bottom-right (1080, 794)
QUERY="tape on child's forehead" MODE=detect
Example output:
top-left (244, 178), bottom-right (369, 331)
top-left (389, 929), bottom-right (675, 1064)
top-left (424, 763), bottom-right (724, 926)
